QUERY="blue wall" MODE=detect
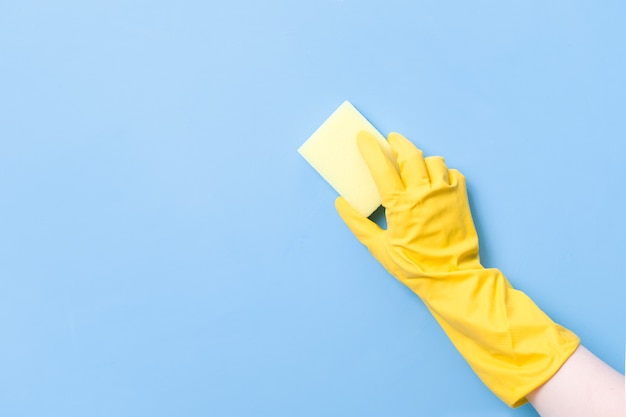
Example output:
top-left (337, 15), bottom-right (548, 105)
top-left (1, 1), bottom-right (624, 415)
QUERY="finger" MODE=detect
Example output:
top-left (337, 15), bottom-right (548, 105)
top-left (335, 196), bottom-right (383, 250)
top-left (447, 168), bottom-right (465, 187)
top-left (357, 131), bottom-right (404, 204)
top-left (387, 132), bottom-right (429, 188)
top-left (425, 156), bottom-right (449, 186)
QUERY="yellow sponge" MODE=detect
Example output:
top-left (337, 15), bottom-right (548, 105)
top-left (298, 101), bottom-right (394, 217)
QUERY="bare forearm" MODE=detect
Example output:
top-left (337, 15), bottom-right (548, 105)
top-left (527, 345), bottom-right (625, 417)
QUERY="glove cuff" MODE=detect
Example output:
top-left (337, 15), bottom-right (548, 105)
top-left (406, 268), bottom-right (580, 407)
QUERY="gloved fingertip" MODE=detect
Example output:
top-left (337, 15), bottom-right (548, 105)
top-left (335, 196), bottom-right (381, 245)
top-left (386, 133), bottom-right (400, 155)
top-left (334, 195), bottom-right (347, 212)
top-left (356, 130), bottom-right (378, 153)
top-left (335, 196), bottom-right (358, 220)
top-left (387, 131), bottom-right (403, 143)
top-left (356, 130), bottom-right (376, 141)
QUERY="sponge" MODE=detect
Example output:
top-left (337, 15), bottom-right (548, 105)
top-left (298, 101), bottom-right (394, 217)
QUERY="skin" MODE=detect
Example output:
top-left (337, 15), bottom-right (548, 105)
top-left (527, 345), bottom-right (625, 417)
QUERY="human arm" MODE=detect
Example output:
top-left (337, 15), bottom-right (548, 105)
top-left (336, 131), bottom-right (623, 411)
top-left (527, 345), bottom-right (625, 417)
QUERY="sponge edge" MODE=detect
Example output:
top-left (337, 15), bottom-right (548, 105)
top-left (298, 101), bottom-right (395, 217)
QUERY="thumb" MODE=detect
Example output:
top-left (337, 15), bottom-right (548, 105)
top-left (335, 196), bottom-right (383, 250)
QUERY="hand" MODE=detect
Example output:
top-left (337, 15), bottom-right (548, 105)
top-left (336, 131), bottom-right (481, 279)
top-left (335, 131), bottom-right (580, 408)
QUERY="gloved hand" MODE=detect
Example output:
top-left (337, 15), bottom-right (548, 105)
top-left (336, 131), bottom-right (580, 407)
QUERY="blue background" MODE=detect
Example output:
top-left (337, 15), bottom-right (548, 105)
top-left (1, 1), bottom-right (624, 416)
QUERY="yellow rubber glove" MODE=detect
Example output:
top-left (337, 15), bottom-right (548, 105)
top-left (336, 131), bottom-right (580, 407)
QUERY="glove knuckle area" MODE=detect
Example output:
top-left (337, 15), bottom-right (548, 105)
top-left (447, 168), bottom-right (467, 187)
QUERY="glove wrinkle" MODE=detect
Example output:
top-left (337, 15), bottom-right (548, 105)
top-left (337, 132), bottom-right (580, 407)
